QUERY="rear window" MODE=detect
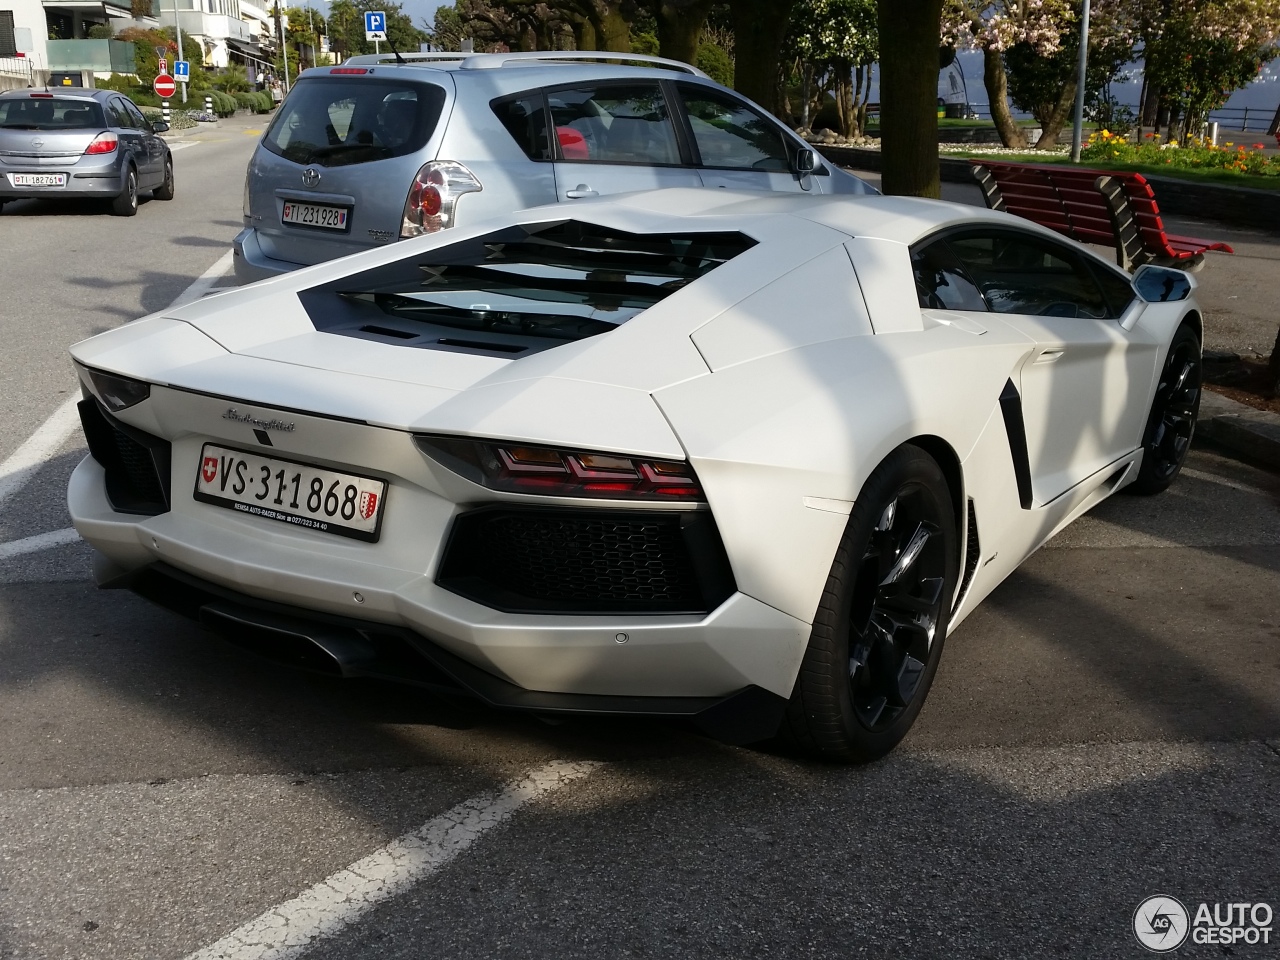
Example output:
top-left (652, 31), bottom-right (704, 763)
top-left (297, 220), bottom-right (756, 356)
top-left (262, 77), bottom-right (446, 168)
top-left (0, 97), bottom-right (106, 130)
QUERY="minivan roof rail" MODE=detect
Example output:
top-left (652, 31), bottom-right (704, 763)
top-left (343, 50), bottom-right (709, 78)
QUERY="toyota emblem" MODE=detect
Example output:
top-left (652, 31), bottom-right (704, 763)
top-left (301, 167), bottom-right (321, 188)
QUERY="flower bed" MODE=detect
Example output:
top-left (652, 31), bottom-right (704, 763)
top-left (1084, 129), bottom-right (1280, 178)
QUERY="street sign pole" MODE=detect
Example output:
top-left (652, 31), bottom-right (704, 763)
top-left (170, 0), bottom-right (187, 104)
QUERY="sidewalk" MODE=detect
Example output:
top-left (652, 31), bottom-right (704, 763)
top-left (848, 167), bottom-right (1280, 471)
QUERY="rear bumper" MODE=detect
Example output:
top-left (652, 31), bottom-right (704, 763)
top-left (113, 560), bottom-right (789, 744)
top-left (233, 226), bottom-right (307, 282)
top-left (0, 168), bottom-right (125, 199)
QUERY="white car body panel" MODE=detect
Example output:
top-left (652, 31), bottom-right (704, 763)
top-left (68, 189), bottom-right (1202, 725)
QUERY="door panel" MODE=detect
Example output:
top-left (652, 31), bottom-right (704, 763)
top-left (945, 229), bottom-right (1157, 503)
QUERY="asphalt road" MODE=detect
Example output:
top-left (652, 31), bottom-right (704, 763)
top-left (1, 121), bottom-right (1277, 960)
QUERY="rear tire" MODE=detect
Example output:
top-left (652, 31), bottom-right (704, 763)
top-left (111, 166), bottom-right (138, 217)
top-left (1127, 323), bottom-right (1201, 495)
top-left (782, 444), bottom-right (959, 762)
top-left (153, 158), bottom-right (174, 201)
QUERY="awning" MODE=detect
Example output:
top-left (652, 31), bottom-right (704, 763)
top-left (227, 37), bottom-right (263, 57)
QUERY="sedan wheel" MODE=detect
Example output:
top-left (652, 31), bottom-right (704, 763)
top-left (1128, 323), bottom-right (1201, 495)
top-left (783, 444), bottom-right (958, 762)
top-left (153, 158), bottom-right (175, 201)
top-left (111, 167), bottom-right (138, 217)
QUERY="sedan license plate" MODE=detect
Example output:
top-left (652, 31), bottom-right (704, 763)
top-left (194, 444), bottom-right (386, 542)
top-left (10, 173), bottom-right (66, 187)
top-left (281, 201), bottom-right (349, 231)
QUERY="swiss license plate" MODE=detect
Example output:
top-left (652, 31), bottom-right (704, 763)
top-left (193, 444), bottom-right (386, 542)
top-left (281, 200), bottom-right (349, 230)
top-left (10, 173), bottom-right (66, 187)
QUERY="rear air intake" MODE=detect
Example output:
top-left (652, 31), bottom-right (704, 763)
top-left (78, 398), bottom-right (171, 515)
top-left (436, 507), bottom-right (736, 615)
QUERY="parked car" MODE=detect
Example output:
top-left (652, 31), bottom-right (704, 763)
top-left (234, 51), bottom-right (875, 282)
top-left (70, 188), bottom-right (1202, 760)
top-left (0, 88), bottom-right (174, 216)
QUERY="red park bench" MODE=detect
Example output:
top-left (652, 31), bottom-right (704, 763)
top-left (969, 160), bottom-right (1234, 272)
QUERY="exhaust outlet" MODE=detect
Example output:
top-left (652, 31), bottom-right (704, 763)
top-left (199, 602), bottom-right (377, 677)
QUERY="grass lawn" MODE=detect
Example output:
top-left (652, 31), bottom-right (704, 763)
top-left (947, 151), bottom-right (1280, 191)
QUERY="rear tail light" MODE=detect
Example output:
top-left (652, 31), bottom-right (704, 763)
top-left (243, 173), bottom-right (251, 218)
top-left (400, 161), bottom-right (482, 238)
top-left (84, 132), bottom-right (118, 155)
top-left (330, 67), bottom-right (369, 74)
top-left (415, 436), bottom-right (705, 502)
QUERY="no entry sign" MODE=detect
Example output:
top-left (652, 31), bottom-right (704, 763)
top-left (153, 73), bottom-right (176, 98)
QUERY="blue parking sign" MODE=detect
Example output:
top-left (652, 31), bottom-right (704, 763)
top-left (363, 10), bottom-right (387, 40)
top-left (173, 60), bottom-right (190, 81)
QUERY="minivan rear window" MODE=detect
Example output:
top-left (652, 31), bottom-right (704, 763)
top-left (0, 97), bottom-right (106, 129)
top-left (262, 78), bottom-right (446, 168)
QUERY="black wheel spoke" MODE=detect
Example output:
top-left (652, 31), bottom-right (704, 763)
top-left (847, 487), bottom-right (948, 732)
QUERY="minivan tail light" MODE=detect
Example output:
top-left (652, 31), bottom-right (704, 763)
top-left (330, 67), bottom-right (368, 74)
top-left (84, 132), bottom-right (118, 155)
top-left (400, 160), bottom-right (482, 238)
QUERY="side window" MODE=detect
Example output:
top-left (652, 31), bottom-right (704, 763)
top-left (947, 231), bottom-right (1111, 319)
top-left (546, 83), bottom-right (680, 165)
top-left (1089, 262), bottom-right (1136, 316)
top-left (492, 93), bottom-right (551, 161)
top-left (911, 239), bottom-right (987, 311)
top-left (678, 85), bottom-right (790, 171)
top-left (106, 98), bottom-right (130, 129)
top-left (123, 100), bottom-right (149, 130)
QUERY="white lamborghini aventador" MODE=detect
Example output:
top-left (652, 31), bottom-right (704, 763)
top-left (67, 188), bottom-right (1203, 761)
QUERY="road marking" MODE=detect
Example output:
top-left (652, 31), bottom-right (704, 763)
top-left (169, 250), bottom-right (235, 309)
top-left (183, 760), bottom-right (600, 960)
top-left (244, 129), bottom-right (262, 135)
top-left (168, 142), bottom-right (199, 153)
top-left (0, 249), bottom-right (236, 510)
top-left (0, 397), bottom-right (83, 509)
top-left (0, 528), bottom-right (79, 560)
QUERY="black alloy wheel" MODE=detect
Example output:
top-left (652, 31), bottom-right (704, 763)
top-left (154, 158), bottom-right (175, 201)
top-left (1128, 323), bottom-right (1201, 494)
top-left (784, 444), bottom-right (958, 762)
top-left (111, 167), bottom-right (138, 217)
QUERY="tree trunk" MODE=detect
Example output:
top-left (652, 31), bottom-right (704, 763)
top-left (835, 65), bottom-right (851, 135)
top-left (729, 0), bottom-right (795, 116)
top-left (595, 3), bottom-right (632, 53)
top-left (653, 0), bottom-right (712, 66)
top-left (1141, 81), bottom-right (1161, 128)
top-left (878, 0), bottom-right (944, 197)
top-left (983, 45), bottom-right (1028, 149)
top-left (801, 64), bottom-right (811, 128)
top-left (1034, 80), bottom-right (1075, 148)
top-left (851, 63), bottom-right (864, 137)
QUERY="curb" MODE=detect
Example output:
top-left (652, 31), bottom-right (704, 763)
top-left (1198, 389), bottom-right (1280, 469)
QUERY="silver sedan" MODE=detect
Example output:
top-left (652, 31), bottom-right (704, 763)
top-left (0, 87), bottom-right (174, 216)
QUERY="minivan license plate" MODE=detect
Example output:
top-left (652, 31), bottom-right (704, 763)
top-left (194, 444), bottom-right (386, 542)
top-left (281, 201), bottom-right (349, 230)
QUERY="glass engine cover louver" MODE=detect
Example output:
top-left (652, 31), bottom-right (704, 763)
top-left (296, 220), bottom-right (756, 357)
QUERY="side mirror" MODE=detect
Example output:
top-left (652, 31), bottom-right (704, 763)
top-left (1132, 263), bottom-right (1194, 303)
top-left (151, 120), bottom-right (170, 133)
top-left (794, 147), bottom-right (816, 174)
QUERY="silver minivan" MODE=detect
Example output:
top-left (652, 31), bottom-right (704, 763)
top-left (234, 51), bottom-right (874, 282)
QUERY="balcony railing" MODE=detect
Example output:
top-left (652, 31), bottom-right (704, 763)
top-left (0, 55), bottom-right (36, 81)
top-left (45, 39), bottom-right (137, 73)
